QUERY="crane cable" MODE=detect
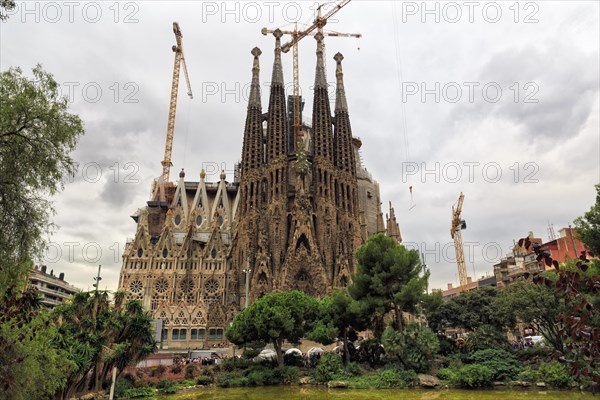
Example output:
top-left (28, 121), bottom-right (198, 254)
top-left (392, 2), bottom-right (414, 210)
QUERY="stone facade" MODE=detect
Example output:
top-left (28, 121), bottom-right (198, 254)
top-left (117, 33), bottom-right (400, 350)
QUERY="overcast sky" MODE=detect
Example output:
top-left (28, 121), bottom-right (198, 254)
top-left (1, 0), bottom-right (599, 292)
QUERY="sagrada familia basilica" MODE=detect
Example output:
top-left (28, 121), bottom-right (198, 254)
top-left (118, 31), bottom-right (401, 349)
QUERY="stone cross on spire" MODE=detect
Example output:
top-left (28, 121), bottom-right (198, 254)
top-left (271, 29), bottom-right (284, 86)
top-left (314, 32), bottom-right (327, 89)
top-left (248, 47), bottom-right (262, 109)
top-left (334, 52), bottom-right (348, 113)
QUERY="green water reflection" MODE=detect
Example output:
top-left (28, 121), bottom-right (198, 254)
top-left (163, 387), bottom-right (593, 400)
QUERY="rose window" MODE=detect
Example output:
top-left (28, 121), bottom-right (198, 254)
top-left (180, 278), bottom-right (195, 293)
top-left (129, 280), bottom-right (143, 293)
top-left (155, 279), bottom-right (169, 293)
top-left (204, 279), bottom-right (219, 294)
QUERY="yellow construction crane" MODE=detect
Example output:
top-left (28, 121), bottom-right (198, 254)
top-left (261, 0), bottom-right (360, 150)
top-left (156, 21), bottom-right (193, 201)
top-left (451, 192), bottom-right (468, 291)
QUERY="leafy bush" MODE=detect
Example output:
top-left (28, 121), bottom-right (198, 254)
top-left (149, 365), bottom-right (166, 377)
top-left (156, 378), bottom-right (174, 389)
top-left (374, 369), bottom-right (417, 388)
top-left (454, 364), bottom-right (495, 388)
top-left (218, 372), bottom-right (248, 388)
top-left (221, 357), bottom-right (252, 371)
top-left (284, 351), bottom-right (304, 367)
top-left (465, 324), bottom-right (508, 352)
top-left (242, 347), bottom-right (261, 359)
top-left (345, 362), bottom-right (362, 377)
top-left (184, 363), bottom-right (196, 379)
top-left (114, 377), bottom-right (134, 398)
top-left (123, 387), bottom-right (155, 398)
top-left (517, 367), bottom-right (539, 383)
top-left (170, 364), bottom-right (182, 374)
top-left (314, 353), bottom-right (343, 383)
top-left (245, 366), bottom-right (278, 386)
top-left (538, 361), bottom-right (574, 388)
top-left (274, 366), bottom-right (300, 384)
top-left (437, 367), bottom-right (458, 382)
top-left (398, 370), bottom-right (418, 387)
top-left (467, 349), bottom-right (523, 381)
top-left (381, 325), bottom-right (440, 373)
top-left (196, 375), bottom-right (213, 385)
top-left (356, 339), bottom-right (385, 367)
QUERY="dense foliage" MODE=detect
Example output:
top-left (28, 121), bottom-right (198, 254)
top-left (349, 233), bottom-right (428, 334)
top-left (0, 65), bottom-right (84, 297)
top-left (226, 291), bottom-right (319, 366)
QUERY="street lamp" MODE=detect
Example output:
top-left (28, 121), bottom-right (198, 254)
top-left (242, 259), bottom-right (252, 309)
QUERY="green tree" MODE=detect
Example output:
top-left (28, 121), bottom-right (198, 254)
top-left (226, 291), bottom-right (319, 367)
top-left (381, 323), bottom-right (439, 372)
top-left (0, 65), bottom-right (84, 295)
top-left (426, 286), bottom-right (506, 334)
top-left (0, 0), bottom-right (15, 20)
top-left (52, 291), bottom-right (157, 399)
top-left (349, 233), bottom-right (427, 334)
top-left (575, 183), bottom-right (600, 256)
top-left (308, 289), bottom-right (368, 365)
top-left (0, 285), bottom-right (74, 400)
top-left (494, 278), bottom-right (565, 350)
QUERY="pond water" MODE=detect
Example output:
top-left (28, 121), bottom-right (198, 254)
top-left (162, 387), bottom-right (594, 400)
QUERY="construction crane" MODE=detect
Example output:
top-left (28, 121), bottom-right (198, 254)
top-left (451, 192), bottom-right (468, 291)
top-left (156, 21), bottom-right (193, 201)
top-left (261, 0), bottom-right (360, 151)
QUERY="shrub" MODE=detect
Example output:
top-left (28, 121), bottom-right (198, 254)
top-left (375, 369), bottom-right (405, 388)
top-left (218, 372), bottom-right (248, 388)
top-left (437, 367), bottom-right (458, 382)
top-left (149, 364), bottom-right (166, 377)
top-left (222, 357), bottom-right (252, 372)
top-left (242, 347), bottom-right (261, 359)
top-left (274, 366), bottom-right (300, 385)
top-left (170, 364), bottom-right (182, 374)
top-left (465, 325), bottom-right (509, 352)
top-left (156, 378), bottom-right (174, 389)
top-left (314, 353), bottom-right (343, 383)
top-left (245, 366), bottom-right (278, 386)
top-left (398, 370), bottom-right (418, 387)
top-left (454, 364), bottom-right (495, 388)
top-left (114, 377), bottom-right (133, 398)
top-left (123, 387), bottom-right (155, 398)
top-left (517, 367), bottom-right (539, 383)
top-left (345, 362), bottom-right (362, 377)
top-left (196, 375), bottom-right (213, 386)
top-left (284, 351), bottom-right (304, 367)
top-left (467, 349), bottom-right (523, 381)
top-left (184, 363), bottom-right (196, 379)
top-left (538, 361), bottom-right (574, 388)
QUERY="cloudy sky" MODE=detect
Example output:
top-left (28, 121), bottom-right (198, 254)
top-left (1, 0), bottom-right (598, 292)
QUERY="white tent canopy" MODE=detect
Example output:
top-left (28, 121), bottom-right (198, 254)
top-left (256, 349), bottom-right (277, 360)
top-left (285, 348), bottom-right (302, 355)
top-left (307, 347), bottom-right (325, 355)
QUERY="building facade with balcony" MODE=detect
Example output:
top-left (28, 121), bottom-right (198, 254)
top-left (29, 265), bottom-right (80, 308)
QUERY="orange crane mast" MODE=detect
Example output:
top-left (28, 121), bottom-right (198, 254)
top-left (156, 21), bottom-right (193, 201)
top-left (451, 192), bottom-right (468, 291)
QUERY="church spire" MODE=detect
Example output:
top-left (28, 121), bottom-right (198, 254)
top-left (314, 32), bottom-right (327, 89)
top-left (333, 52), bottom-right (355, 175)
top-left (271, 29), bottom-right (284, 86)
top-left (312, 32), bottom-right (334, 164)
top-left (334, 52), bottom-right (348, 113)
top-left (266, 29), bottom-right (288, 163)
top-left (386, 201), bottom-right (402, 242)
top-left (241, 47), bottom-right (264, 175)
top-left (248, 47), bottom-right (262, 109)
